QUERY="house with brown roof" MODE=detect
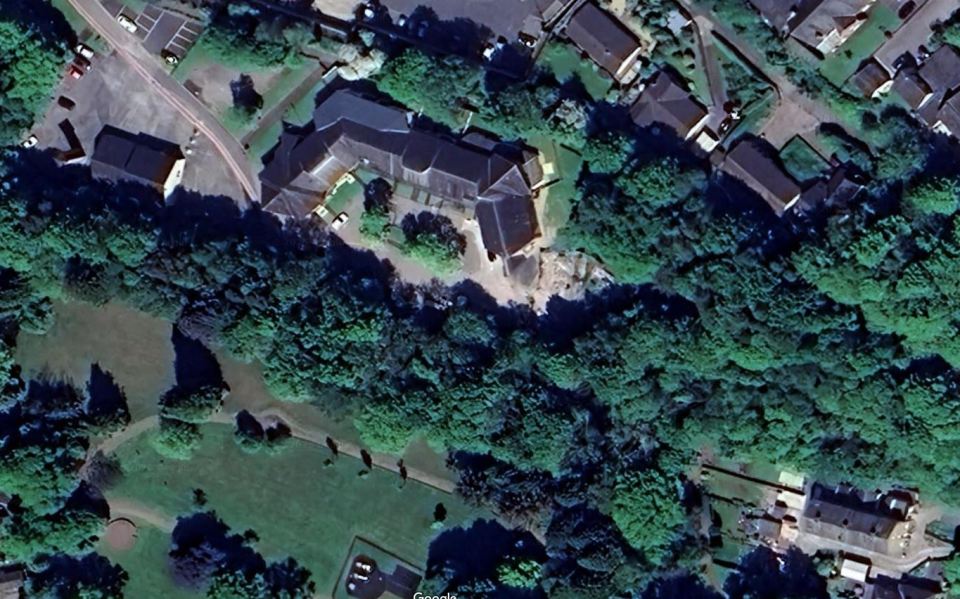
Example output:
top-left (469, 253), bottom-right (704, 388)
top-left (893, 45), bottom-right (960, 138)
top-left (91, 126), bottom-right (185, 198)
top-left (721, 138), bottom-right (802, 215)
top-left (851, 58), bottom-right (892, 98)
top-left (790, 0), bottom-right (876, 56)
top-left (563, 1), bottom-right (643, 82)
top-left (0, 566), bottom-right (23, 599)
top-left (259, 88), bottom-right (543, 257)
top-left (892, 68), bottom-right (933, 110)
top-left (629, 71), bottom-right (710, 142)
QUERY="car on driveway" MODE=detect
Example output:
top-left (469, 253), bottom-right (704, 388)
top-left (21, 135), bottom-right (38, 149)
top-left (57, 96), bottom-right (76, 110)
top-left (331, 212), bottom-right (349, 231)
top-left (67, 64), bottom-right (84, 79)
top-left (74, 43), bottom-right (94, 59)
top-left (117, 14), bottom-right (138, 33)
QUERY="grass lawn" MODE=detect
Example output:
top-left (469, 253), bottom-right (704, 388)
top-left (819, 4), bottom-right (899, 87)
top-left (107, 424), bottom-right (490, 596)
top-left (726, 89), bottom-right (776, 141)
top-left (531, 135), bottom-right (583, 232)
top-left (539, 42), bottom-right (613, 101)
top-left (779, 135), bottom-right (828, 182)
top-left (100, 526), bottom-right (195, 599)
top-left (15, 300), bottom-right (455, 483)
top-left (324, 177), bottom-right (364, 214)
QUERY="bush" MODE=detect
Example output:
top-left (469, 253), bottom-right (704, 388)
top-left (159, 384), bottom-right (225, 423)
top-left (903, 177), bottom-right (960, 216)
top-left (151, 418), bottom-right (203, 460)
top-left (399, 212), bottom-right (465, 275)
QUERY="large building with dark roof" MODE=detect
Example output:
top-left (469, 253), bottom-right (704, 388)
top-left (259, 89), bottom-right (543, 257)
top-left (91, 126), bottom-right (185, 198)
top-left (563, 1), bottom-right (642, 81)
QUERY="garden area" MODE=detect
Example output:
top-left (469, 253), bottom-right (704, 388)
top-left (538, 41), bottom-right (614, 101)
top-left (818, 3), bottom-right (899, 87)
top-left (103, 423), bottom-right (489, 595)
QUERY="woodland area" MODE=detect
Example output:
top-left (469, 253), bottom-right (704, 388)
top-left (3, 0), bottom-right (960, 597)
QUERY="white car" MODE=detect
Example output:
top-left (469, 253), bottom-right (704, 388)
top-left (74, 43), bottom-right (94, 60)
top-left (331, 212), bottom-right (349, 231)
top-left (21, 135), bottom-right (38, 149)
top-left (117, 14), bottom-right (138, 33)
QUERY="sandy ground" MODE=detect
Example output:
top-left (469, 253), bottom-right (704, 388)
top-left (105, 517), bottom-right (140, 550)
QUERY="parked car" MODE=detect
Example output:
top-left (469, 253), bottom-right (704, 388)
top-left (73, 55), bottom-right (92, 71)
top-left (74, 43), bottom-right (94, 60)
top-left (57, 96), bottom-right (76, 110)
top-left (331, 212), bottom-right (349, 231)
top-left (312, 204), bottom-right (331, 221)
top-left (161, 50), bottom-right (179, 65)
top-left (21, 135), bottom-right (38, 149)
top-left (117, 14), bottom-right (138, 33)
top-left (68, 64), bottom-right (84, 79)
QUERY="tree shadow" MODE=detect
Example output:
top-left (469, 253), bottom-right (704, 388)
top-left (171, 328), bottom-right (225, 393)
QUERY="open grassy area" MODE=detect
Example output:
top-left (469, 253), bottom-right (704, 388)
top-left (100, 526), bottom-right (194, 599)
top-left (779, 135), bottom-right (828, 182)
top-left (15, 300), bottom-right (453, 482)
top-left (539, 42), bottom-right (613, 101)
top-left (819, 4), bottom-right (899, 87)
top-left (107, 424), bottom-right (490, 596)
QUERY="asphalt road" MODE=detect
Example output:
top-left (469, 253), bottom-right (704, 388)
top-left (64, 0), bottom-right (260, 204)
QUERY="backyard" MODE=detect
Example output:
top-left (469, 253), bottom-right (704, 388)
top-left (818, 4), bottom-right (900, 87)
top-left (539, 41), bottom-right (614, 101)
top-left (104, 423), bottom-right (490, 595)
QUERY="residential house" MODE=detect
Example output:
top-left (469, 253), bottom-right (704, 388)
top-left (721, 138), bottom-right (802, 215)
top-left (891, 68), bottom-right (933, 110)
top-left (851, 58), bottom-right (893, 98)
top-left (867, 575), bottom-right (941, 599)
top-left (0, 566), bottom-right (23, 599)
top-left (564, 1), bottom-right (643, 82)
top-left (629, 70), bottom-right (711, 144)
top-left (90, 126), bottom-right (185, 198)
top-left (790, 0), bottom-right (876, 56)
top-left (892, 45), bottom-right (960, 138)
top-left (259, 88), bottom-right (543, 258)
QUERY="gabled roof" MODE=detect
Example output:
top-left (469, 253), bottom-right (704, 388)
top-left (722, 138), bottom-right (801, 215)
top-left (790, 0), bottom-right (872, 52)
top-left (747, 0), bottom-right (821, 32)
top-left (892, 68), bottom-right (933, 110)
top-left (934, 91), bottom-right (960, 137)
top-left (850, 59), bottom-right (890, 98)
top-left (260, 89), bottom-right (542, 255)
top-left (91, 126), bottom-right (183, 191)
top-left (629, 71), bottom-right (708, 139)
top-left (564, 1), bottom-right (641, 77)
top-left (918, 44), bottom-right (960, 94)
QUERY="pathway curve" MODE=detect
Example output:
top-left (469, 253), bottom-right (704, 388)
top-left (64, 0), bottom-right (260, 203)
top-left (109, 497), bottom-right (176, 533)
top-left (85, 408), bottom-right (456, 495)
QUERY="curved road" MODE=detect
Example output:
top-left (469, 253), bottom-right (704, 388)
top-left (65, 0), bottom-right (260, 203)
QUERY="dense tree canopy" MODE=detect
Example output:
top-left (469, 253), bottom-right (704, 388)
top-left (0, 13), bottom-right (66, 145)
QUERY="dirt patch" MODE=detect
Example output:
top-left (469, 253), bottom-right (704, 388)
top-left (105, 517), bottom-right (138, 551)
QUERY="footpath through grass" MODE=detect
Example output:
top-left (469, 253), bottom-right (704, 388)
top-left (107, 424), bottom-right (490, 595)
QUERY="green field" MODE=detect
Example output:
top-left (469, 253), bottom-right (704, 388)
top-left (107, 424), bottom-right (490, 595)
top-left (100, 526), bottom-right (194, 599)
top-left (819, 4), bottom-right (899, 87)
top-left (780, 135), bottom-right (828, 182)
top-left (539, 42), bottom-right (613, 100)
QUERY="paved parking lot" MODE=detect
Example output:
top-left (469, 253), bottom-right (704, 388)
top-left (101, 1), bottom-right (203, 59)
top-left (137, 5), bottom-right (202, 57)
top-left (31, 52), bottom-right (245, 202)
